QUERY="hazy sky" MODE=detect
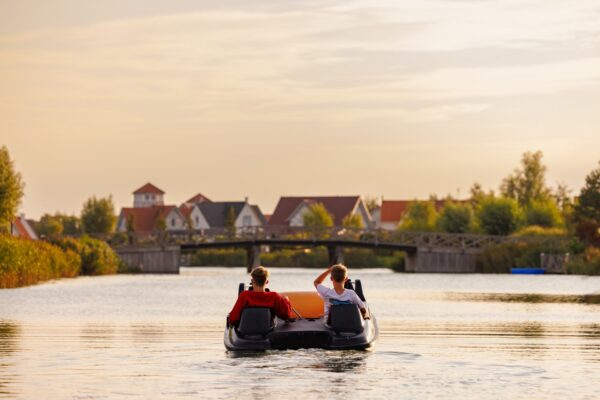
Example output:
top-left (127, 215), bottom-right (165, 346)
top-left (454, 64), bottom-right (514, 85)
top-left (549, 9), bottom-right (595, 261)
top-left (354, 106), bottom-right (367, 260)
top-left (2, 0), bottom-right (599, 218)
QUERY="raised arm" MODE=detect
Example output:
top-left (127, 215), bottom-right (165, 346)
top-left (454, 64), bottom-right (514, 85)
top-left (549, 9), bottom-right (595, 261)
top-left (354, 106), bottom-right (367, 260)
top-left (314, 266), bottom-right (333, 288)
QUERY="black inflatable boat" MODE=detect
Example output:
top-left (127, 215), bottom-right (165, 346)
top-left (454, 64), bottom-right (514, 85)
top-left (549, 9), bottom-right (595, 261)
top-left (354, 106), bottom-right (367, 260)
top-left (224, 279), bottom-right (378, 351)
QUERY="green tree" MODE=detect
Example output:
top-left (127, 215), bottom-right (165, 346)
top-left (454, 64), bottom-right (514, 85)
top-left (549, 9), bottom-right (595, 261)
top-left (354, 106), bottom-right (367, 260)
top-left (304, 203), bottom-right (333, 226)
top-left (363, 196), bottom-right (379, 213)
top-left (500, 151), bottom-right (551, 206)
top-left (477, 197), bottom-right (523, 235)
top-left (342, 213), bottom-right (363, 229)
top-left (399, 201), bottom-right (437, 231)
top-left (81, 196), bottom-right (116, 234)
top-left (224, 206), bottom-right (237, 238)
top-left (0, 146), bottom-right (24, 232)
top-left (37, 214), bottom-right (64, 238)
top-left (573, 161), bottom-right (600, 246)
top-left (436, 202), bottom-right (473, 233)
top-left (59, 214), bottom-right (81, 235)
top-left (524, 198), bottom-right (563, 228)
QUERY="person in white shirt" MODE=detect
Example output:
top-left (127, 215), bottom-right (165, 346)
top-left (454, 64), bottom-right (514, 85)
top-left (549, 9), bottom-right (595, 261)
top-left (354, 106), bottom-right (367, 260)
top-left (313, 264), bottom-right (369, 320)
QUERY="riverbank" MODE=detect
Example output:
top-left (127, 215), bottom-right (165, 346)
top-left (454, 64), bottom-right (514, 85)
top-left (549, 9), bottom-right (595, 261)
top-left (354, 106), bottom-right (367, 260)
top-left (0, 236), bottom-right (121, 289)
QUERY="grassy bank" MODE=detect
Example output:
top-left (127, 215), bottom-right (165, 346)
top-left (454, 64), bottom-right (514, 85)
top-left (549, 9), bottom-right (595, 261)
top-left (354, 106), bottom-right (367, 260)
top-left (0, 235), bottom-right (121, 289)
top-left (190, 248), bottom-right (405, 270)
top-left (476, 228), bottom-right (600, 275)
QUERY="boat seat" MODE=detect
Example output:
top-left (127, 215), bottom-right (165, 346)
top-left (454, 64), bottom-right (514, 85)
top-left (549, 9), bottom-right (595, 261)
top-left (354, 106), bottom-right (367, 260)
top-left (329, 304), bottom-right (364, 335)
top-left (236, 307), bottom-right (274, 336)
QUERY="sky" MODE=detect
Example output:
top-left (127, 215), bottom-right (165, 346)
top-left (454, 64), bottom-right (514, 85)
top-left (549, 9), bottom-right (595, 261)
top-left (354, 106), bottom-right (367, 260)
top-left (1, 0), bottom-right (599, 219)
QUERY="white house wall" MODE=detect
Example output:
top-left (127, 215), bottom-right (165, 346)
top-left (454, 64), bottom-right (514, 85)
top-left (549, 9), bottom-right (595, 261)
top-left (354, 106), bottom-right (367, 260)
top-left (165, 210), bottom-right (186, 231)
top-left (235, 204), bottom-right (263, 227)
top-left (190, 207), bottom-right (210, 229)
top-left (288, 204), bottom-right (310, 227)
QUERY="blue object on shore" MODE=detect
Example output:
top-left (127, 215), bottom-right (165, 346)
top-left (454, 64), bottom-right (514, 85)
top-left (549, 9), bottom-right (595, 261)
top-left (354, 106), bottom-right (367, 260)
top-left (510, 268), bottom-right (545, 274)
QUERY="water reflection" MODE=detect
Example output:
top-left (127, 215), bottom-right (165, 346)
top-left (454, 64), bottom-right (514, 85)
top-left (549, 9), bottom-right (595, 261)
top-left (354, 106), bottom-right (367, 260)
top-left (0, 321), bottom-right (19, 398)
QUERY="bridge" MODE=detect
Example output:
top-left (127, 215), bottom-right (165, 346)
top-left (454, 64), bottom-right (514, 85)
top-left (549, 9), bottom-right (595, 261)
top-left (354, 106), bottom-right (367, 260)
top-left (114, 226), bottom-right (514, 274)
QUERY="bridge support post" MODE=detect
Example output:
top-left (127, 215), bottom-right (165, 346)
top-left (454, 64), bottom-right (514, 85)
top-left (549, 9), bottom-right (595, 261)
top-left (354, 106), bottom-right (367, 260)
top-left (327, 246), bottom-right (344, 266)
top-left (246, 246), bottom-right (261, 273)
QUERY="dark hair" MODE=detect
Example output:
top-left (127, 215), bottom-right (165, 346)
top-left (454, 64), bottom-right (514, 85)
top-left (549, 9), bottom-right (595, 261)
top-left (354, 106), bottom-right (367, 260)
top-left (330, 264), bottom-right (347, 283)
top-left (251, 266), bottom-right (269, 286)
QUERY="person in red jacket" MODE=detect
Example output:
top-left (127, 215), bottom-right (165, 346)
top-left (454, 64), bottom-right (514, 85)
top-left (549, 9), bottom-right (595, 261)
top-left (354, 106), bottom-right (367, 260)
top-left (228, 266), bottom-right (292, 326)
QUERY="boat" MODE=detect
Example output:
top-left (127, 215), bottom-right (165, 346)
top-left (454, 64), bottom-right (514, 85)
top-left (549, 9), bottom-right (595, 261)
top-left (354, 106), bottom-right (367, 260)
top-left (224, 279), bottom-right (378, 351)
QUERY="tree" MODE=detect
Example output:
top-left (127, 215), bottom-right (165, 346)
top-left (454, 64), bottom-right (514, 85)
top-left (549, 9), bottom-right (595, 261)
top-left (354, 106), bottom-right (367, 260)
top-left (342, 213), bottom-right (363, 229)
top-left (81, 196), bottom-right (116, 234)
top-left (500, 151), bottom-right (551, 206)
top-left (364, 196), bottom-right (379, 213)
top-left (524, 198), bottom-right (563, 228)
top-left (477, 197), bottom-right (523, 235)
top-left (437, 202), bottom-right (473, 233)
top-left (303, 202), bottom-right (334, 236)
top-left (573, 161), bottom-right (600, 246)
top-left (37, 214), bottom-right (64, 238)
top-left (0, 146), bottom-right (24, 232)
top-left (399, 201), bottom-right (437, 231)
top-left (225, 206), bottom-right (236, 238)
top-left (59, 214), bottom-right (81, 235)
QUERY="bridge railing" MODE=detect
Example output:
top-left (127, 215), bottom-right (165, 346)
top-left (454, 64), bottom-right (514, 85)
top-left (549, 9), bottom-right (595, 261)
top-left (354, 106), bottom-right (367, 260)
top-left (110, 225), bottom-right (514, 250)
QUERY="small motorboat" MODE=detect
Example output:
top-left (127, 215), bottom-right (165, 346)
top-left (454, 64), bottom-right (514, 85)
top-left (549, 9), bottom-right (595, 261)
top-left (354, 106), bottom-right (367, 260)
top-left (224, 279), bottom-right (378, 351)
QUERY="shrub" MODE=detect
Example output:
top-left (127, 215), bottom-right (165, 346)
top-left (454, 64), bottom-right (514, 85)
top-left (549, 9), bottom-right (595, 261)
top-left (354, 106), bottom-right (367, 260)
top-left (567, 247), bottom-right (600, 275)
top-left (436, 202), bottom-right (474, 233)
top-left (191, 249), bottom-right (246, 267)
top-left (52, 236), bottom-right (120, 275)
top-left (399, 201), bottom-right (437, 232)
top-left (477, 197), bottom-right (523, 235)
top-left (0, 236), bottom-right (81, 288)
top-left (524, 199), bottom-right (563, 228)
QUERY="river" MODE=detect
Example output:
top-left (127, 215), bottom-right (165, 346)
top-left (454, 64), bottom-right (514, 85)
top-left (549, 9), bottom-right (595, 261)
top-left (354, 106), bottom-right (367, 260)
top-left (1, 268), bottom-right (599, 399)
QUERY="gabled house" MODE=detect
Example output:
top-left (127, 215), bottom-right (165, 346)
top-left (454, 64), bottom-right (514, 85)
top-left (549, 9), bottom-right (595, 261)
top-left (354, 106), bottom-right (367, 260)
top-left (269, 196), bottom-right (371, 227)
top-left (133, 182), bottom-right (165, 208)
top-left (117, 205), bottom-right (187, 234)
top-left (189, 201), bottom-right (267, 230)
top-left (11, 214), bottom-right (38, 240)
top-left (183, 193), bottom-right (211, 207)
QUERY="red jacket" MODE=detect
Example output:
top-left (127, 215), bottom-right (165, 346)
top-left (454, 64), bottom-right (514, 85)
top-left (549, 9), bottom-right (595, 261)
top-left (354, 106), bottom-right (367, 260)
top-left (228, 290), bottom-right (292, 326)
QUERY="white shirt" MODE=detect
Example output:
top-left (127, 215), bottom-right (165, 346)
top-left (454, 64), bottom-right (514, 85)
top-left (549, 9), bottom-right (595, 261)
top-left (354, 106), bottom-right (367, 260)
top-left (316, 284), bottom-right (366, 317)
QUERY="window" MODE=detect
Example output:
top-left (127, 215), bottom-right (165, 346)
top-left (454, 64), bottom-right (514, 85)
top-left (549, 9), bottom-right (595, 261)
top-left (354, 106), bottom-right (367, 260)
top-left (171, 218), bottom-right (175, 227)
top-left (145, 195), bottom-right (149, 200)
top-left (243, 215), bottom-right (252, 226)
top-left (195, 216), bottom-right (199, 225)
top-left (151, 195), bottom-right (155, 200)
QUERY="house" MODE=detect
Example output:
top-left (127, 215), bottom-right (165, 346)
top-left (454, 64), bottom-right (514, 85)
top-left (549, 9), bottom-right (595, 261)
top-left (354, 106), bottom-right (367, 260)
top-left (11, 214), bottom-right (38, 240)
top-left (133, 182), bottom-right (165, 208)
top-left (183, 193), bottom-right (211, 207)
top-left (117, 183), bottom-right (187, 235)
top-left (268, 196), bottom-right (371, 227)
top-left (117, 205), bottom-right (187, 234)
top-left (189, 201), bottom-right (267, 230)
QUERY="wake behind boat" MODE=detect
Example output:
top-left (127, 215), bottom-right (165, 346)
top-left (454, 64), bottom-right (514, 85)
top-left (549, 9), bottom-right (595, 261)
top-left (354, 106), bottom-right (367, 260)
top-left (224, 279), bottom-right (378, 350)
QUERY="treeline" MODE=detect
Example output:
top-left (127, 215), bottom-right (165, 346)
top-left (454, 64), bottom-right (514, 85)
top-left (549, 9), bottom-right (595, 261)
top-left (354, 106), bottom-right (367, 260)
top-left (191, 248), bottom-right (405, 270)
top-left (0, 235), bottom-right (121, 288)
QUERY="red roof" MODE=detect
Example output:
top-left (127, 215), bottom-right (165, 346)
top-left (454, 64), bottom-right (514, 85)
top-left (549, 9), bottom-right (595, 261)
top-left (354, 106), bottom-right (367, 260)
top-left (185, 193), bottom-right (211, 204)
top-left (380, 200), bottom-right (411, 223)
top-left (269, 196), bottom-right (361, 226)
top-left (133, 183), bottom-right (165, 195)
top-left (12, 217), bottom-right (37, 240)
top-left (179, 204), bottom-right (193, 218)
top-left (381, 199), bottom-right (462, 223)
top-left (119, 205), bottom-right (176, 232)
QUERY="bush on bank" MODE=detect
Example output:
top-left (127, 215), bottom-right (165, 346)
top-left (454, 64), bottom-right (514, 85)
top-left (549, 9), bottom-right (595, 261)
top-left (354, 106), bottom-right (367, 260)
top-left (0, 235), bottom-right (80, 288)
top-left (476, 228), bottom-right (588, 273)
top-left (51, 236), bottom-right (120, 275)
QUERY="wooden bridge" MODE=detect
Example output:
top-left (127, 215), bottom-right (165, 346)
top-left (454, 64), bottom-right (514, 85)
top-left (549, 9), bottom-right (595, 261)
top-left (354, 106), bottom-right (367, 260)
top-left (114, 226), bottom-right (515, 273)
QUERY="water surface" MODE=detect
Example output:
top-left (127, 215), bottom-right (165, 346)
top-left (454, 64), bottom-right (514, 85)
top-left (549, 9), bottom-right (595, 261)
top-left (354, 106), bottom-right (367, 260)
top-left (1, 268), bottom-right (599, 399)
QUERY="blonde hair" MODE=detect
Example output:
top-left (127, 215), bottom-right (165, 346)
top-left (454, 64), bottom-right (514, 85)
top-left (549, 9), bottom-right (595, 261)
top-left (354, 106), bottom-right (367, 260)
top-left (330, 264), bottom-right (348, 283)
top-left (251, 266), bottom-right (269, 286)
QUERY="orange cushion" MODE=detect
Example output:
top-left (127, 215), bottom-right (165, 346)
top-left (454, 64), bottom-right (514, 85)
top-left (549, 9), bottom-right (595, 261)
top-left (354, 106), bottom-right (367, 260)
top-left (280, 291), bottom-right (324, 319)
